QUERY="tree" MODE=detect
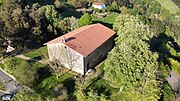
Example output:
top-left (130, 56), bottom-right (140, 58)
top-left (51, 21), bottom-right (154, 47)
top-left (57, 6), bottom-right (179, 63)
top-left (79, 13), bottom-right (92, 27)
top-left (68, 0), bottom-right (85, 8)
top-left (104, 14), bottom-right (161, 100)
top-left (59, 16), bottom-right (79, 33)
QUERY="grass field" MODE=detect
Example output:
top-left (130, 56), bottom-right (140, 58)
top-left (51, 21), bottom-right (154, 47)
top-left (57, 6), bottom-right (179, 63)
top-left (92, 13), bottom-right (119, 24)
top-left (156, 0), bottom-right (179, 14)
top-left (102, 13), bottom-right (119, 24)
top-left (24, 46), bottom-right (48, 59)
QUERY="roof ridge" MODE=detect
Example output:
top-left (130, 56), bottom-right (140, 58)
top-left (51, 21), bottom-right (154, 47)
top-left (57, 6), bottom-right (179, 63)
top-left (67, 24), bottom-right (97, 38)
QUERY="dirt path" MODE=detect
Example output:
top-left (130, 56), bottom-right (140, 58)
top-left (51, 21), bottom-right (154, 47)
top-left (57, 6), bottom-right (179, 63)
top-left (15, 54), bottom-right (31, 60)
top-left (15, 54), bottom-right (48, 65)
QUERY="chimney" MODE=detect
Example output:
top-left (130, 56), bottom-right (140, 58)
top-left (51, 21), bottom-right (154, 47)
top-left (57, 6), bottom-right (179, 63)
top-left (60, 37), bottom-right (66, 43)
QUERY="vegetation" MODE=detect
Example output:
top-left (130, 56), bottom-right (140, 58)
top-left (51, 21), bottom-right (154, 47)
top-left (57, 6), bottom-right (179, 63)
top-left (160, 81), bottom-right (175, 101)
top-left (104, 14), bottom-right (161, 100)
top-left (0, 82), bottom-right (5, 91)
top-left (24, 46), bottom-right (48, 59)
top-left (0, 0), bottom-right (179, 100)
top-left (156, 0), bottom-right (179, 14)
top-left (79, 13), bottom-right (92, 27)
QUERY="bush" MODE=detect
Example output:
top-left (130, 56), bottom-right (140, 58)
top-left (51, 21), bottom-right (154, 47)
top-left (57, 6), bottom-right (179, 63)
top-left (168, 58), bottom-right (180, 74)
top-left (94, 8), bottom-right (101, 13)
top-left (79, 13), bottom-right (92, 27)
top-left (12, 91), bottom-right (43, 101)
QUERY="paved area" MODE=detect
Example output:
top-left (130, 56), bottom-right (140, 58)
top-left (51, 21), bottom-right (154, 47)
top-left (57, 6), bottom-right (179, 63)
top-left (167, 71), bottom-right (180, 92)
top-left (0, 69), bottom-right (19, 95)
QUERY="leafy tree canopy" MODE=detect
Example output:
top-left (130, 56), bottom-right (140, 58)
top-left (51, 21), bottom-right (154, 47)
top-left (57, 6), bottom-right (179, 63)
top-left (104, 14), bottom-right (161, 100)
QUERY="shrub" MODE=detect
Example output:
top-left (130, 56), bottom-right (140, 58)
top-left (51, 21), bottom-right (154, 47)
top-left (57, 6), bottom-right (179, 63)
top-left (79, 13), bottom-right (92, 27)
top-left (168, 58), bottom-right (180, 74)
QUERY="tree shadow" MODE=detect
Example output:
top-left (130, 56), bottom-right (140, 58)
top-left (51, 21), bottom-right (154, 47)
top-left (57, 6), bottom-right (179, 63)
top-left (149, 33), bottom-right (180, 62)
top-left (92, 21), bottom-right (113, 29)
top-left (36, 66), bottom-right (52, 83)
top-left (59, 7), bottom-right (83, 19)
top-left (63, 78), bottom-right (76, 100)
top-left (85, 76), bottom-right (102, 90)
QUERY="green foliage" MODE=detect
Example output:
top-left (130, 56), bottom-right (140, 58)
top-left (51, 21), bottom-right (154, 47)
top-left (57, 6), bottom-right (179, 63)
top-left (37, 76), bottom-right (59, 91)
top-left (68, 0), bottom-right (85, 8)
top-left (79, 13), bottom-right (92, 27)
top-left (59, 16), bottom-right (79, 33)
top-left (24, 46), bottom-right (48, 59)
top-left (102, 13), bottom-right (119, 24)
top-left (105, 1), bottom-right (120, 12)
top-left (160, 81), bottom-right (175, 101)
top-left (0, 0), bottom-right (3, 6)
top-left (53, 84), bottom-right (68, 101)
top-left (36, 72), bottom-right (73, 97)
top-left (14, 60), bottom-right (37, 87)
top-left (75, 78), bottom-right (118, 101)
top-left (120, 6), bottom-right (129, 14)
top-left (45, 5), bottom-right (61, 28)
top-left (94, 8), bottom-right (101, 13)
top-left (104, 14), bottom-right (161, 100)
top-left (168, 58), bottom-right (180, 74)
top-left (156, 0), bottom-right (179, 14)
top-left (159, 41), bottom-right (179, 58)
top-left (3, 58), bottom-right (37, 87)
top-left (2, 57), bottom-right (51, 88)
top-left (12, 91), bottom-right (43, 101)
top-left (3, 57), bottom-right (25, 74)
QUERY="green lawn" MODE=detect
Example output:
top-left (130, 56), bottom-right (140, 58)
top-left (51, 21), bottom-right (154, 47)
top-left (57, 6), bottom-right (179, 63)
top-left (24, 46), bottom-right (48, 59)
top-left (92, 13), bottom-right (119, 24)
top-left (92, 12), bottom-right (119, 29)
top-left (156, 0), bottom-right (179, 14)
top-left (102, 13), bottom-right (119, 24)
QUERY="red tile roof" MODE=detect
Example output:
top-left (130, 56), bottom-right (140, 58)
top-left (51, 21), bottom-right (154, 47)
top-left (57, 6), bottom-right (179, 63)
top-left (92, 3), bottom-right (105, 6)
top-left (45, 23), bottom-right (115, 57)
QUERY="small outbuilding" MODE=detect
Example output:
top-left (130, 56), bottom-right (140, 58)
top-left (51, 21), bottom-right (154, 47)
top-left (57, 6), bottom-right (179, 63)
top-left (92, 3), bottom-right (106, 10)
top-left (45, 23), bottom-right (115, 75)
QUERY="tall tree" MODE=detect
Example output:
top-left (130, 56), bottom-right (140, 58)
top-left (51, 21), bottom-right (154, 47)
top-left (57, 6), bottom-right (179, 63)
top-left (104, 14), bottom-right (161, 100)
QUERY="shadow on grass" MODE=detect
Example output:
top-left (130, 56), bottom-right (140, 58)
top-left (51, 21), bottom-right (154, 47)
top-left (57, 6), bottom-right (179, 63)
top-left (149, 33), bottom-right (180, 62)
top-left (63, 78), bottom-right (77, 100)
top-left (92, 21), bottom-right (113, 29)
top-left (59, 7), bottom-right (83, 19)
top-left (36, 66), bottom-right (52, 83)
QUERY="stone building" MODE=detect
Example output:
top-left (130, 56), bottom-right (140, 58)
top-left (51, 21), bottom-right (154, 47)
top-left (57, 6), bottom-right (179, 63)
top-left (45, 23), bottom-right (115, 75)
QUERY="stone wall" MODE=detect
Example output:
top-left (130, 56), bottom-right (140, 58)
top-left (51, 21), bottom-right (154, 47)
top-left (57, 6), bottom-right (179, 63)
top-left (47, 43), bottom-right (84, 74)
